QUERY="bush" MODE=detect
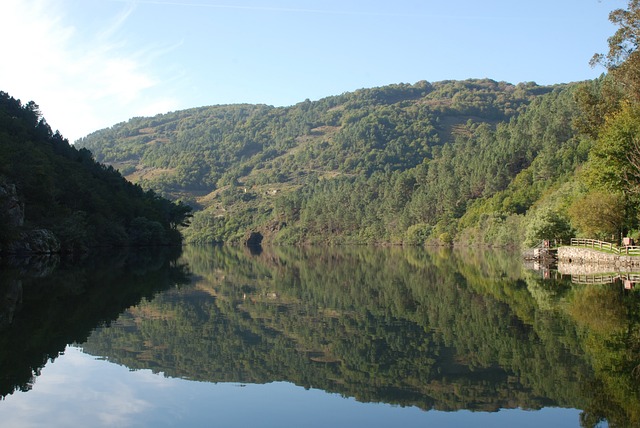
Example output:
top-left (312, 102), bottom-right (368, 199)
top-left (524, 208), bottom-right (574, 247)
top-left (404, 223), bottom-right (431, 246)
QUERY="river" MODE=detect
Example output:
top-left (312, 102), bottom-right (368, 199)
top-left (0, 245), bottom-right (638, 427)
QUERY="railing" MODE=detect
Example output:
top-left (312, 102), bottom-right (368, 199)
top-left (535, 239), bottom-right (563, 249)
top-left (572, 274), bottom-right (619, 284)
top-left (570, 238), bottom-right (640, 256)
top-left (571, 273), bottom-right (640, 285)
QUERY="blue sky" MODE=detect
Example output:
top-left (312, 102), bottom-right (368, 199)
top-left (0, 0), bottom-right (627, 141)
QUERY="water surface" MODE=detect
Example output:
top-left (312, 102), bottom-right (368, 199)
top-left (1, 245), bottom-right (638, 427)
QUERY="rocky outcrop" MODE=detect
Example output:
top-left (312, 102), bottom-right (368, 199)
top-left (4, 229), bottom-right (61, 255)
top-left (0, 178), bottom-right (62, 255)
top-left (0, 179), bottom-right (24, 228)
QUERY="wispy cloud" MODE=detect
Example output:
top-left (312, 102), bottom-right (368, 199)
top-left (0, 0), bottom-right (179, 141)
top-left (100, 0), bottom-right (430, 18)
top-left (96, 1), bottom-right (137, 41)
top-left (101, 0), bottom-right (510, 20)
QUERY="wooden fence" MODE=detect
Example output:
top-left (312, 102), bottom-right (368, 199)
top-left (572, 273), bottom-right (640, 285)
top-left (571, 274), bottom-right (619, 285)
top-left (570, 238), bottom-right (640, 256)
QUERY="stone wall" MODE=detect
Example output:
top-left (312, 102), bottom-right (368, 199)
top-left (557, 246), bottom-right (640, 274)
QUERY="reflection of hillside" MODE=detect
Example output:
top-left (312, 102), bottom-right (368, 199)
top-left (82, 245), bottom-right (610, 415)
top-left (0, 247), bottom-right (190, 398)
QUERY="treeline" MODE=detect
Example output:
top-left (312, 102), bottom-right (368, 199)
top-left (75, 1), bottom-right (640, 247)
top-left (0, 92), bottom-right (191, 252)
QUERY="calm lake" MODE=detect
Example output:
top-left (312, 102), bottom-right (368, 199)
top-left (0, 245), bottom-right (638, 427)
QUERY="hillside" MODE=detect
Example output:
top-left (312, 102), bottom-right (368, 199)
top-left (0, 92), bottom-right (191, 253)
top-left (78, 79), bottom-right (546, 194)
top-left (78, 78), bottom-right (593, 246)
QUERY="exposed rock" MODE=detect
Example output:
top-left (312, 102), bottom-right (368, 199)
top-left (0, 179), bottom-right (24, 228)
top-left (245, 231), bottom-right (263, 247)
top-left (4, 229), bottom-right (61, 255)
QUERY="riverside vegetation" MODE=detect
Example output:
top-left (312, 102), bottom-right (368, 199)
top-left (74, 1), bottom-right (640, 247)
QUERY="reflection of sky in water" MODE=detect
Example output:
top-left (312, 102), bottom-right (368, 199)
top-left (0, 346), bottom-right (582, 428)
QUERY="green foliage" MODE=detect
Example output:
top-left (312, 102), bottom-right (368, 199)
top-left (568, 191), bottom-right (626, 239)
top-left (572, 76), bottom-right (623, 139)
top-left (524, 207), bottom-right (574, 246)
top-left (584, 103), bottom-right (640, 194)
top-left (404, 223), bottom-right (431, 245)
top-left (0, 91), bottom-right (192, 252)
top-left (571, 1), bottom-right (640, 242)
top-left (591, 0), bottom-right (640, 103)
top-left (128, 217), bottom-right (168, 246)
top-left (74, 79), bottom-right (595, 247)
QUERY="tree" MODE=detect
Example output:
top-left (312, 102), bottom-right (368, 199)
top-left (573, 76), bottom-right (623, 139)
top-left (584, 102), bottom-right (640, 195)
top-left (591, 0), bottom-right (640, 102)
top-left (524, 207), bottom-right (574, 246)
top-left (167, 200), bottom-right (193, 230)
top-left (567, 191), bottom-right (626, 240)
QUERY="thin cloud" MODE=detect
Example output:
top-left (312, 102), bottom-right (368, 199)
top-left (103, 0), bottom-right (487, 19)
top-left (0, 0), bottom-right (179, 141)
top-left (96, 1), bottom-right (138, 41)
top-left (97, 0), bottom-right (542, 27)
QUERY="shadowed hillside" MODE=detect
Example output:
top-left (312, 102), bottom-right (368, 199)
top-left (0, 92), bottom-right (191, 253)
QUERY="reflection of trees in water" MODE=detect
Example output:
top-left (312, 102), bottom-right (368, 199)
top-left (80, 245), bottom-right (640, 423)
top-left (526, 263), bottom-right (640, 428)
top-left (0, 247), bottom-right (190, 398)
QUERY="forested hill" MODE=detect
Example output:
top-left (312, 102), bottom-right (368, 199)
top-left (78, 78), bottom-right (595, 246)
top-left (0, 92), bottom-right (191, 253)
top-left (77, 79), bottom-right (551, 194)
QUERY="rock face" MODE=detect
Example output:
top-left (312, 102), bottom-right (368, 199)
top-left (0, 179), bottom-right (61, 255)
top-left (4, 229), bottom-right (61, 255)
top-left (0, 180), bottom-right (24, 228)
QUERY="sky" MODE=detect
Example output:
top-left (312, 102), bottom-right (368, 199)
top-left (0, 0), bottom-right (628, 142)
top-left (0, 346), bottom-right (582, 427)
